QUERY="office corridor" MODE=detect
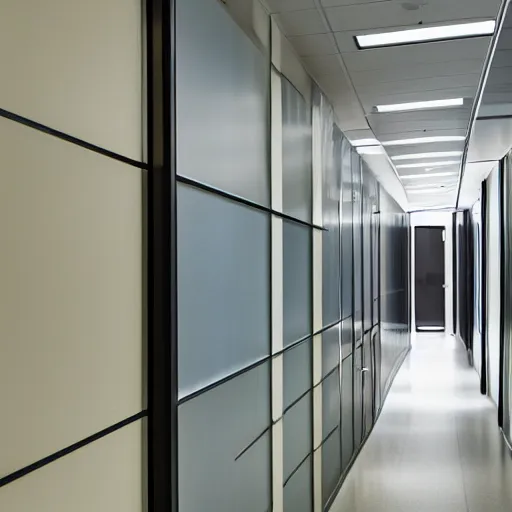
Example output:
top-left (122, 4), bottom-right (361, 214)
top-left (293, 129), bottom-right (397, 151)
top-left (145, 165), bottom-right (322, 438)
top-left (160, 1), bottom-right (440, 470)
top-left (332, 334), bottom-right (512, 512)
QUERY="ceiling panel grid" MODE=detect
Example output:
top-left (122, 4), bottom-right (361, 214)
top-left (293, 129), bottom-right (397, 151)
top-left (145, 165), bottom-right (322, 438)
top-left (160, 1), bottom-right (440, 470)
top-left (266, 0), bottom-right (501, 209)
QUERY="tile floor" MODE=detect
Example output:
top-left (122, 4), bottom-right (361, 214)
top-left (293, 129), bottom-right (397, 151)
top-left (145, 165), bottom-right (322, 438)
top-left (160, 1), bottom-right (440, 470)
top-left (331, 333), bottom-right (512, 512)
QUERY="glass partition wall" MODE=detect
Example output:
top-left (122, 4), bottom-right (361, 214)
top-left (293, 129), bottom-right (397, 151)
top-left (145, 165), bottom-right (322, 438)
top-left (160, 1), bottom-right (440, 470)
top-left (173, 1), bottom-right (411, 511)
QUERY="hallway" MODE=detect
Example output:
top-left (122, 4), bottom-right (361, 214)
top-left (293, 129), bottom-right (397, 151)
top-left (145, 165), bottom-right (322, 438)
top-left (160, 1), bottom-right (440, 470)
top-left (331, 334), bottom-right (512, 512)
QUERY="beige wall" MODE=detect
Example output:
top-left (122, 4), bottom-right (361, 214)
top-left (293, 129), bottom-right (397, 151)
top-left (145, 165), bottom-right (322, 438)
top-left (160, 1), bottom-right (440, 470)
top-left (0, 1), bottom-right (144, 510)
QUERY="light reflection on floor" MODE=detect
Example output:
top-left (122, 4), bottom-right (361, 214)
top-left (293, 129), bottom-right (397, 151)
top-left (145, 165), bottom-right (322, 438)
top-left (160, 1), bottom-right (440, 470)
top-left (331, 333), bottom-right (512, 512)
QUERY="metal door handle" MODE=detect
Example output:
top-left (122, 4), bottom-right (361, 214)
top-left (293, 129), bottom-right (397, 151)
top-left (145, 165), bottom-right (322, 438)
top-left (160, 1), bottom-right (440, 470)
top-left (357, 367), bottom-right (369, 373)
top-left (442, 284), bottom-right (448, 288)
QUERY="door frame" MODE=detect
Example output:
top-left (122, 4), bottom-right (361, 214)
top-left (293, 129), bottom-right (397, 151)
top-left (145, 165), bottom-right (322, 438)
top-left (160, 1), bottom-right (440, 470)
top-left (414, 226), bottom-right (446, 332)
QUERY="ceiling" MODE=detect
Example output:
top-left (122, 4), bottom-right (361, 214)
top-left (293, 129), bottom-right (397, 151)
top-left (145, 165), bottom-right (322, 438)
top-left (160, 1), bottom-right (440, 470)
top-left (266, 0), bottom-right (502, 210)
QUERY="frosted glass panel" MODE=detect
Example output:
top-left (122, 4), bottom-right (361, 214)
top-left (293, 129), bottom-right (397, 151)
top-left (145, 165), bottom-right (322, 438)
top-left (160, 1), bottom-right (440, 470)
top-left (283, 339), bottom-right (311, 410)
top-left (176, 0), bottom-right (269, 205)
top-left (352, 150), bottom-right (363, 341)
top-left (322, 367), bottom-right (341, 439)
top-left (177, 184), bottom-right (270, 397)
top-left (284, 456), bottom-right (312, 512)
top-left (341, 317), bottom-right (353, 359)
top-left (322, 325), bottom-right (341, 378)
top-left (322, 430), bottom-right (341, 506)
top-left (341, 355), bottom-right (354, 470)
top-left (283, 221), bottom-right (312, 346)
top-left (341, 139), bottom-right (354, 320)
top-left (179, 364), bottom-right (271, 512)
top-left (283, 392), bottom-right (312, 479)
top-left (354, 346), bottom-right (363, 449)
top-left (323, 226), bottom-right (341, 326)
top-left (282, 78), bottom-right (312, 222)
top-left (323, 126), bottom-right (341, 326)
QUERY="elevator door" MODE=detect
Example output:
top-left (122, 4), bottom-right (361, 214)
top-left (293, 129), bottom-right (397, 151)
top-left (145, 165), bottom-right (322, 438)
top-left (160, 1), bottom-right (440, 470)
top-left (415, 227), bottom-right (445, 331)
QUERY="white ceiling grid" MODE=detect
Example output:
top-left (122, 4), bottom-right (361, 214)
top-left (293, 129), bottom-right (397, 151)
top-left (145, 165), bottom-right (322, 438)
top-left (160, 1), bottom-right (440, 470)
top-left (267, 0), bottom-right (502, 209)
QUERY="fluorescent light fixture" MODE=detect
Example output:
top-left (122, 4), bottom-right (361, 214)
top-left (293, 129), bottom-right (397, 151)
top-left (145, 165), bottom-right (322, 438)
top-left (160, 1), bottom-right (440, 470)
top-left (351, 138), bottom-right (380, 147)
top-left (356, 146), bottom-right (384, 155)
top-left (392, 151), bottom-right (462, 161)
top-left (376, 98), bottom-right (463, 113)
top-left (401, 172), bottom-right (458, 179)
top-left (382, 136), bottom-right (465, 146)
top-left (356, 20), bottom-right (495, 49)
top-left (396, 160), bottom-right (460, 169)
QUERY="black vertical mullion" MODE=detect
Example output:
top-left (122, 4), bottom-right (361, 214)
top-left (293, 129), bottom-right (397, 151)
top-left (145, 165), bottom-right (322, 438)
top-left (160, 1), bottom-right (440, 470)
top-left (147, 0), bottom-right (176, 511)
top-left (481, 180), bottom-right (489, 396)
top-left (499, 159), bottom-right (505, 428)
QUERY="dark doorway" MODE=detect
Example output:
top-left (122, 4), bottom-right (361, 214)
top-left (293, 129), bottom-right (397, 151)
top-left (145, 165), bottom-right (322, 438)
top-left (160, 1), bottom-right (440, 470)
top-left (415, 227), bottom-right (446, 331)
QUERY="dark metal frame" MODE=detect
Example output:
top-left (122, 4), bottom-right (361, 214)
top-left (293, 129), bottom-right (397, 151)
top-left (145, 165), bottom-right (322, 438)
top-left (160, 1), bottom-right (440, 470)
top-left (146, 0), bottom-right (177, 511)
top-left (481, 180), bottom-right (489, 395)
top-left (414, 226), bottom-right (447, 332)
top-left (499, 158), bottom-right (505, 428)
top-left (452, 212), bottom-right (458, 335)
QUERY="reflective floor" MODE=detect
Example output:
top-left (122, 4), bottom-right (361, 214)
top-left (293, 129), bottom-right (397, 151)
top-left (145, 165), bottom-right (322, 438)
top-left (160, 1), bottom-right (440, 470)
top-left (331, 334), bottom-right (512, 512)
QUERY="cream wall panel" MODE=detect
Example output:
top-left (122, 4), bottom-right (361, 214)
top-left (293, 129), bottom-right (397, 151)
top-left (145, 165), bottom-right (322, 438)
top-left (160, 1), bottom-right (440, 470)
top-left (0, 421), bottom-right (143, 512)
top-left (271, 19), bottom-right (312, 103)
top-left (0, 0), bottom-right (142, 160)
top-left (0, 119), bottom-right (142, 476)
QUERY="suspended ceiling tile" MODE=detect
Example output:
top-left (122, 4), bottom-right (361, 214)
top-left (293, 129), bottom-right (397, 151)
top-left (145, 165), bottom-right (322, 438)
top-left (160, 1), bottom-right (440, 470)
top-left (369, 117), bottom-right (469, 135)
top-left (480, 91), bottom-right (512, 105)
top-left (356, 74), bottom-right (481, 97)
top-left (325, 0), bottom-right (499, 33)
top-left (302, 54), bottom-right (342, 76)
top-left (288, 33), bottom-right (338, 56)
top-left (385, 140), bottom-right (465, 157)
top-left (350, 59), bottom-right (485, 86)
top-left (341, 38), bottom-right (491, 72)
top-left (266, 0), bottom-right (315, 13)
top-left (495, 27), bottom-right (512, 50)
top-left (321, 0), bottom-right (390, 7)
top-left (377, 128), bottom-right (467, 143)
top-left (485, 65), bottom-right (512, 88)
top-left (272, 9), bottom-right (326, 36)
top-left (325, 2), bottom-right (423, 32)
top-left (504, 8), bottom-right (512, 28)
top-left (397, 164), bottom-right (460, 177)
top-left (490, 49), bottom-right (512, 67)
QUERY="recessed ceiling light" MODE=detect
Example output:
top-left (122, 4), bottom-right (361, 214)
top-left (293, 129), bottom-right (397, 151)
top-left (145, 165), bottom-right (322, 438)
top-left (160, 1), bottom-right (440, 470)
top-left (401, 172), bottom-right (458, 179)
top-left (396, 160), bottom-right (460, 169)
top-left (351, 138), bottom-right (380, 147)
top-left (392, 151), bottom-right (463, 161)
top-left (356, 20), bottom-right (495, 49)
top-left (382, 136), bottom-right (465, 146)
top-left (376, 98), bottom-right (463, 113)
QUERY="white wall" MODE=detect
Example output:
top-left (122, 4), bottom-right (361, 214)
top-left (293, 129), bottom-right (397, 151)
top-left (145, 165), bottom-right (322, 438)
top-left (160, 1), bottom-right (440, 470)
top-left (486, 165), bottom-right (501, 406)
top-left (410, 212), bottom-right (454, 334)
